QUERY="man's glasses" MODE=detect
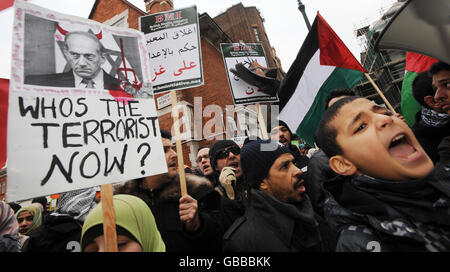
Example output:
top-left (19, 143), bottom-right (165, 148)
top-left (17, 215), bottom-right (34, 224)
top-left (216, 146), bottom-right (240, 160)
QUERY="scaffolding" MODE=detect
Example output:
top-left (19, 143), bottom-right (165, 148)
top-left (353, 1), bottom-right (407, 112)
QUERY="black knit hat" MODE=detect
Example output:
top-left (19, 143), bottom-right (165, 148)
top-left (240, 139), bottom-right (290, 189)
top-left (209, 140), bottom-right (240, 172)
top-left (32, 196), bottom-right (48, 207)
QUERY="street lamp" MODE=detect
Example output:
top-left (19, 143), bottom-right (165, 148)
top-left (297, 0), bottom-right (312, 31)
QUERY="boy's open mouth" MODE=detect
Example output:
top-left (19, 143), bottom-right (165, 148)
top-left (388, 133), bottom-right (418, 160)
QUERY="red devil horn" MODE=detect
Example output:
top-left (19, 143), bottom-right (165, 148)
top-left (57, 24), bottom-right (68, 35)
top-left (94, 30), bottom-right (102, 40)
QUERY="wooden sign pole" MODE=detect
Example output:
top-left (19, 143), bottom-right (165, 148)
top-left (100, 184), bottom-right (118, 252)
top-left (364, 73), bottom-right (397, 114)
top-left (170, 90), bottom-right (188, 196)
top-left (256, 103), bottom-right (269, 140)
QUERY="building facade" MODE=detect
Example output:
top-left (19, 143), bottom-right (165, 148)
top-left (89, 0), bottom-right (264, 168)
top-left (214, 3), bottom-right (285, 78)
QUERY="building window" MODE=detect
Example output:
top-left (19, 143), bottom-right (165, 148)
top-left (111, 18), bottom-right (126, 28)
top-left (253, 27), bottom-right (261, 42)
top-left (104, 9), bottom-right (129, 28)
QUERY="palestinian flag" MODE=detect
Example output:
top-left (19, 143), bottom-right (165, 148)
top-left (278, 13), bottom-right (365, 146)
top-left (0, 0), bottom-right (14, 11)
top-left (401, 52), bottom-right (437, 127)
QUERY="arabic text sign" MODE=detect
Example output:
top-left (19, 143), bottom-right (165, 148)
top-left (7, 1), bottom-right (167, 201)
top-left (140, 6), bottom-right (204, 94)
top-left (220, 43), bottom-right (279, 105)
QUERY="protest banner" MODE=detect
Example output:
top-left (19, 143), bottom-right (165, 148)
top-left (140, 6), bottom-right (205, 195)
top-left (139, 6), bottom-right (204, 94)
top-left (7, 3), bottom-right (168, 251)
top-left (220, 43), bottom-right (279, 106)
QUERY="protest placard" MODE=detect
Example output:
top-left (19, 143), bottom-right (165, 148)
top-left (7, 1), bottom-right (167, 202)
top-left (139, 6), bottom-right (204, 94)
top-left (220, 43), bottom-right (279, 105)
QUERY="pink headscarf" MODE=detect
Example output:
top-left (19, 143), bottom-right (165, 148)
top-left (0, 201), bottom-right (19, 239)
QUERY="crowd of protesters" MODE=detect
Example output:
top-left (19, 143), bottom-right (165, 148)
top-left (1, 61), bottom-right (449, 252)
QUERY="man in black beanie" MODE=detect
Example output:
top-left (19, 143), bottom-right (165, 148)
top-left (223, 139), bottom-right (323, 252)
top-left (269, 120), bottom-right (309, 170)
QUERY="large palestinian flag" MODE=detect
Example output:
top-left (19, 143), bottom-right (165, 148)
top-left (400, 52), bottom-right (437, 127)
top-left (278, 13), bottom-right (365, 146)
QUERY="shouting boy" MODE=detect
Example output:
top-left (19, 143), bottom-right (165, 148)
top-left (315, 96), bottom-right (450, 252)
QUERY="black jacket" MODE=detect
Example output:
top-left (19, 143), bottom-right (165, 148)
top-left (115, 174), bottom-right (223, 252)
top-left (323, 163), bottom-right (450, 252)
top-left (21, 214), bottom-right (82, 252)
top-left (304, 149), bottom-right (339, 251)
top-left (412, 111), bottom-right (450, 164)
top-left (223, 189), bottom-right (322, 252)
top-left (438, 136), bottom-right (450, 163)
top-left (289, 144), bottom-right (310, 169)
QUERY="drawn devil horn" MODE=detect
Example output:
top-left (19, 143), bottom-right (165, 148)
top-left (94, 30), bottom-right (102, 40)
top-left (57, 24), bottom-right (68, 35)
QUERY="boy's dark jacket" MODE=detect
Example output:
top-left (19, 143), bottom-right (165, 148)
top-left (323, 162), bottom-right (450, 252)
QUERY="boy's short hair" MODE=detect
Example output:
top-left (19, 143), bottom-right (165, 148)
top-left (315, 96), bottom-right (360, 157)
top-left (325, 88), bottom-right (356, 109)
top-left (429, 61), bottom-right (450, 76)
top-left (412, 71), bottom-right (434, 108)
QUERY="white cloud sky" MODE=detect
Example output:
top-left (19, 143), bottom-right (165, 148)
top-left (0, 0), bottom-right (397, 78)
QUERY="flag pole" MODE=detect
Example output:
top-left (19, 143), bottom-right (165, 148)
top-left (170, 90), bottom-right (188, 196)
top-left (364, 73), bottom-right (397, 114)
top-left (100, 184), bottom-right (118, 252)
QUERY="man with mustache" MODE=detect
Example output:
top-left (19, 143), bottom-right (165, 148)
top-left (430, 61), bottom-right (450, 164)
top-left (223, 139), bottom-right (323, 252)
top-left (411, 70), bottom-right (450, 164)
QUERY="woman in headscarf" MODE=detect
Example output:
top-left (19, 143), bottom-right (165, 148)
top-left (22, 188), bottom-right (97, 252)
top-left (81, 194), bottom-right (165, 252)
top-left (0, 201), bottom-right (20, 252)
top-left (15, 205), bottom-right (42, 247)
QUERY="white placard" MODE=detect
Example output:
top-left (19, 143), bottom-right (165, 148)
top-left (7, 1), bottom-right (167, 201)
top-left (140, 6), bottom-right (204, 93)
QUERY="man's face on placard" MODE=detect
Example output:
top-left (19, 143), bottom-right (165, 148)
top-left (64, 33), bottom-right (105, 79)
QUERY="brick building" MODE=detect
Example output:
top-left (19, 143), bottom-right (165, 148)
top-left (214, 3), bottom-right (285, 78)
top-left (89, 0), bottom-right (251, 168)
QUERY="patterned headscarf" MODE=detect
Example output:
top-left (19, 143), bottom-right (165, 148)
top-left (15, 205), bottom-right (42, 236)
top-left (81, 194), bottom-right (165, 252)
top-left (52, 187), bottom-right (97, 222)
top-left (0, 201), bottom-right (19, 239)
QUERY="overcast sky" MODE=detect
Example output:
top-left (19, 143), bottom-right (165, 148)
top-left (0, 0), bottom-right (397, 78)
